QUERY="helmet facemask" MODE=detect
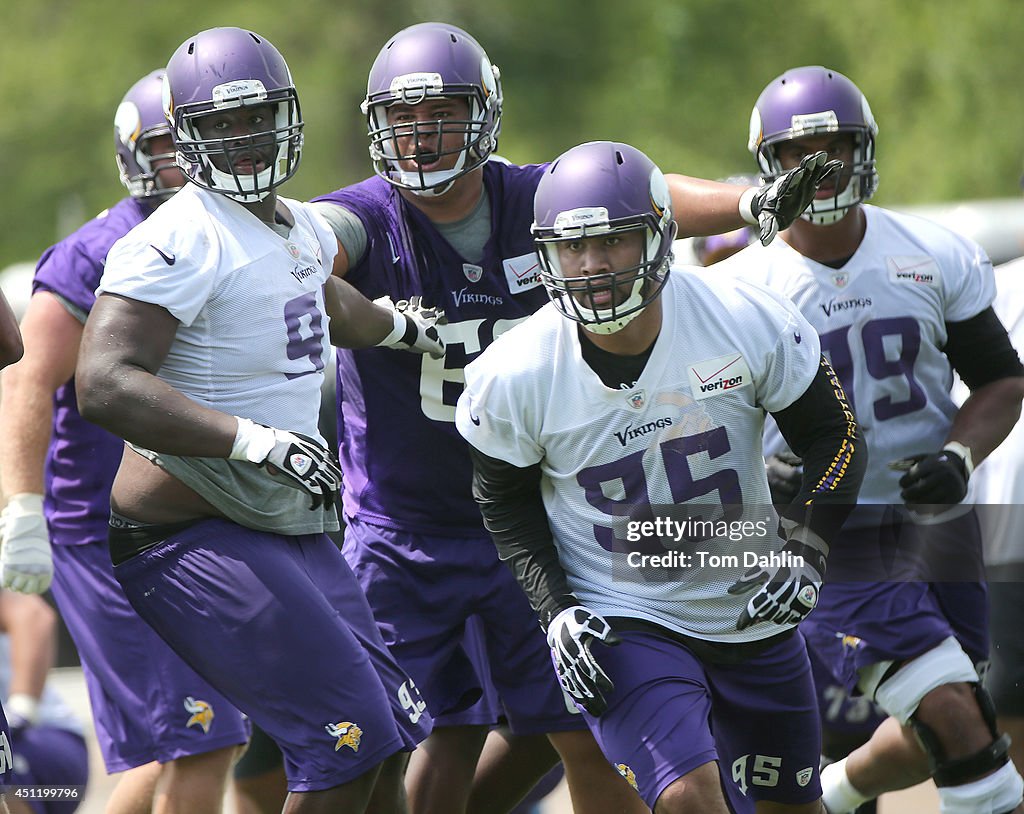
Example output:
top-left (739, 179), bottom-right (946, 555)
top-left (169, 80), bottom-right (304, 203)
top-left (365, 75), bottom-right (501, 197)
top-left (535, 214), bottom-right (675, 335)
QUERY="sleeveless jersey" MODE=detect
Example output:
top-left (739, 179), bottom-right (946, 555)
top-left (313, 162), bottom-right (550, 534)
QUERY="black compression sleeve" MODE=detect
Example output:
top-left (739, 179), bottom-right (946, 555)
top-left (468, 445), bottom-right (577, 630)
top-left (771, 355), bottom-right (866, 542)
top-left (945, 307), bottom-right (1024, 391)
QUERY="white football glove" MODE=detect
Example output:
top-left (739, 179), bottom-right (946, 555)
top-left (743, 152), bottom-right (843, 245)
top-left (1, 493), bottom-right (53, 594)
top-left (373, 295), bottom-right (446, 359)
top-left (546, 605), bottom-right (620, 716)
top-left (230, 418), bottom-right (343, 511)
top-left (728, 519), bottom-right (828, 630)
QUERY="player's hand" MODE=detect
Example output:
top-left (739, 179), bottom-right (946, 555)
top-left (0, 493), bottom-right (53, 594)
top-left (230, 419), bottom-right (342, 511)
top-left (765, 452), bottom-right (803, 505)
top-left (546, 605), bottom-right (620, 716)
top-left (374, 295), bottom-right (447, 359)
top-left (728, 520), bottom-right (827, 630)
top-left (896, 449), bottom-right (969, 510)
top-left (749, 152), bottom-right (843, 245)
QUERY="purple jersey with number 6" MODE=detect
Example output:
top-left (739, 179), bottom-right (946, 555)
top-left (32, 198), bottom-right (150, 546)
top-left (314, 161), bottom-right (550, 534)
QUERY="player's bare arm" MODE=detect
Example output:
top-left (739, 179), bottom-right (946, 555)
top-left (668, 151), bottom-right (840, 244)
top-left (76, 293), bottom-right (237, 456)
top-left (0, 292), bottom-right (84, 593)
top-left (324, 277), bottom-right (446, 358)
top-left (0, 293), bottom-right (83, 497)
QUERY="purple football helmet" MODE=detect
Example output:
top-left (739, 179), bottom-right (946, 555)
top-left (114, 70), bottom-right (180, 201)
top-left (749, 66), bottom-right (878, 224)
top-left (163, 27), bottom-right (303, 202)
top-left (532, 141), bottom-right (676, 334)
top-left (363, 22), bottom-right (502, 196)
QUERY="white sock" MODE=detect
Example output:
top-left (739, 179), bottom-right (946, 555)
top-left (821, 758), bottom-right (872, 814)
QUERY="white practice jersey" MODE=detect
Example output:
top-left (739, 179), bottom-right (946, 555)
top-left (100, 185), bottom-right (337, 437)
top-left (953, 256), bottom-right (1024, 566)
top-left (457, 269), bottom-right (821, 642)
top-left (719, 204), bottom-right (994, 509)
top-left (97, 185), bottom-right (341, 534)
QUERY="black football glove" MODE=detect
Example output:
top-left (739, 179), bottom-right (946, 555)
top-left (749, 152), bottom-right (843, 245)
top-left (231, 418), bottom-right (343, 511)
top-left (896, 449), bottom-right (969, 510)
top-left (546, 606), bottom-right (620, 716)
top-left (728, 520), bottom-right (828, 631)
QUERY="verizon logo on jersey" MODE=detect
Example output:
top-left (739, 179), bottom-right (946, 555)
top-left (887, 256), bottom-right (940, 287)
top-left (502, 253), bottom-right (543, 293)
top-left (688, 353), bottom-right (752, 400)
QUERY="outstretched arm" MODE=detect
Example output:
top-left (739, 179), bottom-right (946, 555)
top-left (669, 152), bottom-right (840, 245)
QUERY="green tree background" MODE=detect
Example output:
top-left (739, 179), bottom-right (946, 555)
top-left (3, 0), bottom-right (1022, 269)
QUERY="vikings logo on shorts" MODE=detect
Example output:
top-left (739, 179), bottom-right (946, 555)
top-left (836, 632), bottom-right (864, 651)
top-left (325, 721), bottom-right (363, 752)
top-left (615, 763), bottom-right (639, 792)
top-left (183, 696), bottom-right (214, 733)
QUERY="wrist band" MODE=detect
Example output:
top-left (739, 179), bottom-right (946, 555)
top-left (942, 441), bottom-right (974, 478)
top-left (739, 187), bottom-right (759, 225)
top-left (375, 308), bottom-right (406, 347)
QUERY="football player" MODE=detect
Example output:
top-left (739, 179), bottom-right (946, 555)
top-left (309, 21), bottom-right (839, 813)
top-left (719, 66), bottom-right (1024, 814)
top-left (74, 28), bottom-right (446, 813)
top-left (0, 69), bottom-right (250, 814)
top-left (457, 140), bottom-right (865, 813)
top-left (954, 252), bottom-right (1024, 778)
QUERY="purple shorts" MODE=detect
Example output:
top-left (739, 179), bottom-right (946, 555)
top-left (343, 518), bottom-right (581, 734)
top-left (51, 541), bottom-right (249, 772)
top-left (807, 639), bottom-right (886, 738)
top-left (804, 512), bottom-right (989, 693)
top-left (580, 626), bottom-right (822, 811)
top-left (114, 519), bottom-right (432, 792)
top-left (9, 725), bottom-right (89, 814)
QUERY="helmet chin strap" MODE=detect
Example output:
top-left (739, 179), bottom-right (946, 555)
top-left (579, 278), bottom-right (647, 335)
top-left (394, 143), bottom-right (469, 197)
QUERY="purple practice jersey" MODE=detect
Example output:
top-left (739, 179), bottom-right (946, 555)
top-left (32, 197), bottom-right (150, 546)
top-left (315, 162), bottom-right (550, 534)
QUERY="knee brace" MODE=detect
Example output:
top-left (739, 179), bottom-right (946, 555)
top-left (909, 683), bottom-right (1010, 786)
top-left (862, 636), bottom-right (978, 725)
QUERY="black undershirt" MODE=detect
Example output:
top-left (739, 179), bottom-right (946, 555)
top-left (577, 326), bottom-right (655, 390)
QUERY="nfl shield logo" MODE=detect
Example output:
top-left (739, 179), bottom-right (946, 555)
top-left (831, 270), bottom-right (849, 288)
top-left (463, 263), bottom-right (483, 283)
top-left (796, 767), bottom-right (814, 787)
top-left (627, 390), bottom-right (645, 409)
top-left (286, 242), bottom-right (301, 260)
